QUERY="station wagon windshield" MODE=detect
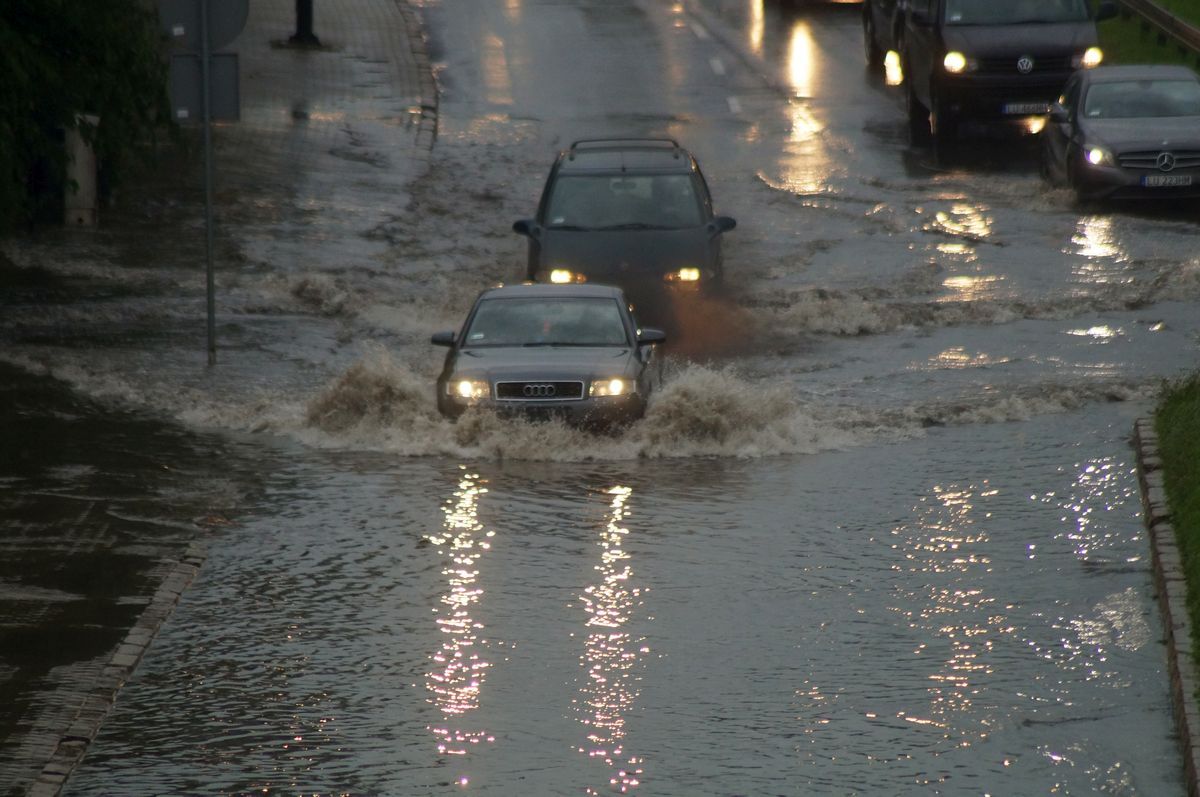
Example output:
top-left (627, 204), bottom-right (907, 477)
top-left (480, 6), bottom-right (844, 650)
top-left (1083, 79), bottom-right (1200, 118)
top-left (544, 174), bottom-right (703, 230)
top-left (944, 0), bottom-right (1089, 25)
top-left (463, 297), bottom-right (630, 347)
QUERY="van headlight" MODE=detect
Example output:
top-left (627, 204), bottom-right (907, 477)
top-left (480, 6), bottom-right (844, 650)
top-left (943, 51), bottom-right (970, 74)
top-left (449, 378), bottom-right (489, 399)
top-left (590, 378), bottom-right (629, 397)
top-left (1074, 47), bottom-right (1103, 69)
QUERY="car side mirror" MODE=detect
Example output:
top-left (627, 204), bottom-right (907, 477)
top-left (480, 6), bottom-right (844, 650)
top-left (1048, 104), bottom-right (1069, 124)
top-left (513, 219), bottom-right (539, 238)
top-left (431, 330), bottom-right (457, 347)
top-left (637, 327), bottom-right (666, 346)
top-left (708, 216), bottom-right (736, 236)
top-left (1095, 0), bottom-right (1117, 21)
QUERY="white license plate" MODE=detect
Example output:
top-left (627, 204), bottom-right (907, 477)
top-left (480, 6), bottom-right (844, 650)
top-left (1003, 102), bottom-right (1050, 115)
top-left (1142, 174), bottom-right (1193, 188)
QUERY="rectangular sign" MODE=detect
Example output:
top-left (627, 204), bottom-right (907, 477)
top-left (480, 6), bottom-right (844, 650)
top-left (169, 53), bottom-right (240, 122)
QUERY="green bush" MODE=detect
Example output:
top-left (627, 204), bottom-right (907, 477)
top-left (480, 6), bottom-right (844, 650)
top-left (0, 0), bottom-right (169, 229)
top-left (1156, 376), bottom-right (1200, 633)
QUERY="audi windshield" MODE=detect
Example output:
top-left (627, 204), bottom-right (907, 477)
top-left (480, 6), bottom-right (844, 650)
top-left (944, 0), bottom-right (1090, 25)
top-left (463, 297), bottom-right (631, 347)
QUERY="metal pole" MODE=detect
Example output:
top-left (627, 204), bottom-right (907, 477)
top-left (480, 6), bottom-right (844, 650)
top-left (291, 0), bottom-right (320, 46)
top-left (201, 0), bottom-right (216, 365)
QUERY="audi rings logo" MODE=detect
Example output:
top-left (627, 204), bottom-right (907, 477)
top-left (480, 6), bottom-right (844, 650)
top-left (523, 383), bottom-right (557, 397)
top-left (1016, 56), bottom-right (1034, 74)
top-left (1158, 152), bottom-right (1177, 172)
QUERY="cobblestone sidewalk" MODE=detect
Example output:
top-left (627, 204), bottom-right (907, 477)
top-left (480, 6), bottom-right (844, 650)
top-left (0, 1), bottom-right (434, 794)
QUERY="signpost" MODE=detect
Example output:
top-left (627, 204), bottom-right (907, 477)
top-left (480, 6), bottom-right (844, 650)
top-left (158, 0), bottom-right (246, 365)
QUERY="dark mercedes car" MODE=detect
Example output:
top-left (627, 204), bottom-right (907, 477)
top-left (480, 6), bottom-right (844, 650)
top-left (431, 283), bottom-right (665, 425)
top-left (1041, 64), bottom-right (1200, 200)
top-left (512, 138), bottom-right (736, 303)
top-left (898, 0), bottom-right (1116, 146)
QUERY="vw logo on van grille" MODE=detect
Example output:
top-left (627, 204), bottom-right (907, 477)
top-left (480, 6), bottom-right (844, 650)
top-left (523, 383), bottom-right (556, 397)
top-left (1158, 152), bottom-right (1177, 172)
top-left (1016, 56), bottom-right (1034, 74)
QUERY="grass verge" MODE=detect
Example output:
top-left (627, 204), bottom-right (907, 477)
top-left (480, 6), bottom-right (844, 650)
top-left (1156, 376), bottom-right (1200, 643)
top-left (1099, 10), bottom-right (1200, 67)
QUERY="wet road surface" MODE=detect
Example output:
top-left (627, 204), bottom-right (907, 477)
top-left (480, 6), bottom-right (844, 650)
top-left (2, 0), bottom-right (1197, 794)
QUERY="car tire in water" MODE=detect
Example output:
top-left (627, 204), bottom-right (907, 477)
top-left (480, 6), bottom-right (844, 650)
top-left (931, 94), bottom-right (957, 157)
top-left (906, 78), bottom-right (932, 146)
top-left (863, 12), bottom-right (883, 71)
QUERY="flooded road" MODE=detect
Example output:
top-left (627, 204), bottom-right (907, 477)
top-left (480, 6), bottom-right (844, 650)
top-left (2, 0), bottom-right (1197, 793)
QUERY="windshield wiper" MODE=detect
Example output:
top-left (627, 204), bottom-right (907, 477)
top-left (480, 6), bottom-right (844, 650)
top-left (521, 341), bottom-right (614, 347)
top-left (546, 224), bottom-right (595, 231)
top-left (594, 222), bottom-right (670, 231)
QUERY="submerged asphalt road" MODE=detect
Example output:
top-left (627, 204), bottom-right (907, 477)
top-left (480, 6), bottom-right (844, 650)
top-left (3, 0), bottom-right (1198, 794)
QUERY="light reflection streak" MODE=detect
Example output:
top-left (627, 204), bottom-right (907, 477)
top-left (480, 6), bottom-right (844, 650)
top-left (891, 482), bottom-right (1008, 744)
top-left (1069, 217), bottom-right (1131, 287)
top-left (425, 470), bottom-right (496, 764)
top-left (932, 203), bottom-right (992, 243)
top-left (940, 274), bottom-right (1004, 302)
top-left (1023, 458), bottom-right (1151, 684)
top-left (575, 486), bottom-right (647, 795)
top-left (481, 33), bottom-right (513, 106)
top-left (787, 21), bottom-right (816, 99)
top-left (748, 0), bottom-right (764, 56)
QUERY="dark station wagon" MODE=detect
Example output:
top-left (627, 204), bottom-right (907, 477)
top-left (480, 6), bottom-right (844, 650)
top-left (512, 138), bottom-right (736, 311)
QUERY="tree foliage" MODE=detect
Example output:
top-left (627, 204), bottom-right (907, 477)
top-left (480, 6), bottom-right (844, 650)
top-left (0, 0), bottom-right (169, 229)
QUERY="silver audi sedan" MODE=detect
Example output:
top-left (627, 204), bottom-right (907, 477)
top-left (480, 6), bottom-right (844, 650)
top-left (432, 283), bottom-right (665, 425)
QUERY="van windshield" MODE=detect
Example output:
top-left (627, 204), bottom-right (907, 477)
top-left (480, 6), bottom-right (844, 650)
top-left (945, 0), bottom-right (1090, 25)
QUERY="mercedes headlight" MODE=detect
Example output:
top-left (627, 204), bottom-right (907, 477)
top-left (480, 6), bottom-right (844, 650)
top-left (590, 378), bottom-right (629, 397)
top-left (1086, 146), bottom-right (1114, 167)
top-left (1074, 47), bottom-right (1103, 69)
top-left (450, 378), bottom-right (489, 399)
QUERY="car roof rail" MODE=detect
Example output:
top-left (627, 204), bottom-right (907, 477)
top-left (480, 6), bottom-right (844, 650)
top-left (567, 137), bottom-right (683, 160)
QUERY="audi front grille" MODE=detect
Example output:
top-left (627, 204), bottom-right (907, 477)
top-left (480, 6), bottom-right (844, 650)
top-left (495, 381), bottom-right (585, 401)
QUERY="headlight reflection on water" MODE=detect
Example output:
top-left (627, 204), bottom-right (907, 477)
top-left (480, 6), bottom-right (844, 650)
top-left (425, 470), bottom-right (496, 764)
top-left (577, 486), bottom-right (647, 795)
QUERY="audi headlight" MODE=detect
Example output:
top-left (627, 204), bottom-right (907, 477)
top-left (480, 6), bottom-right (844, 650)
top-left (943, 51), bottom-right (969, 74)
top-left (450, 378), bottom-right (489, 400)
top-left (1086, 146), bottom-right (1114, 167)
top-left (547, 269), bottom-right (586, 284)
top-left (1074, 47), bottom-right (1103, 69)
top-left (590, 378), bottom-right (629, 397)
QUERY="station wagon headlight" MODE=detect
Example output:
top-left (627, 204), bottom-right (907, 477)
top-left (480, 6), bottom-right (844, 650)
top-left (548, 269), bottom-right (586, 284)
top-left (1086, 146), bottom-right (1114, 167)
top-left (664, 267), bottom-right (702, 283)
top-left (943, 51), bottom-right (974, 74)
top-left (1074, 47), bottom-right (1103, 69)
top-left (590, 378), bottom-right (628, 397)
top-left (450, 378), bottom-right (489, 399)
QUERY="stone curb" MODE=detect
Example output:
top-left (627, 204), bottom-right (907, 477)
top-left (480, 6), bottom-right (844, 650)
top-left (395, 0), bottom-right (438, 154)
top-left (1134, 418), bottom-right (1200, 797)
top-left (28, 543), bottom-right (207, 796)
